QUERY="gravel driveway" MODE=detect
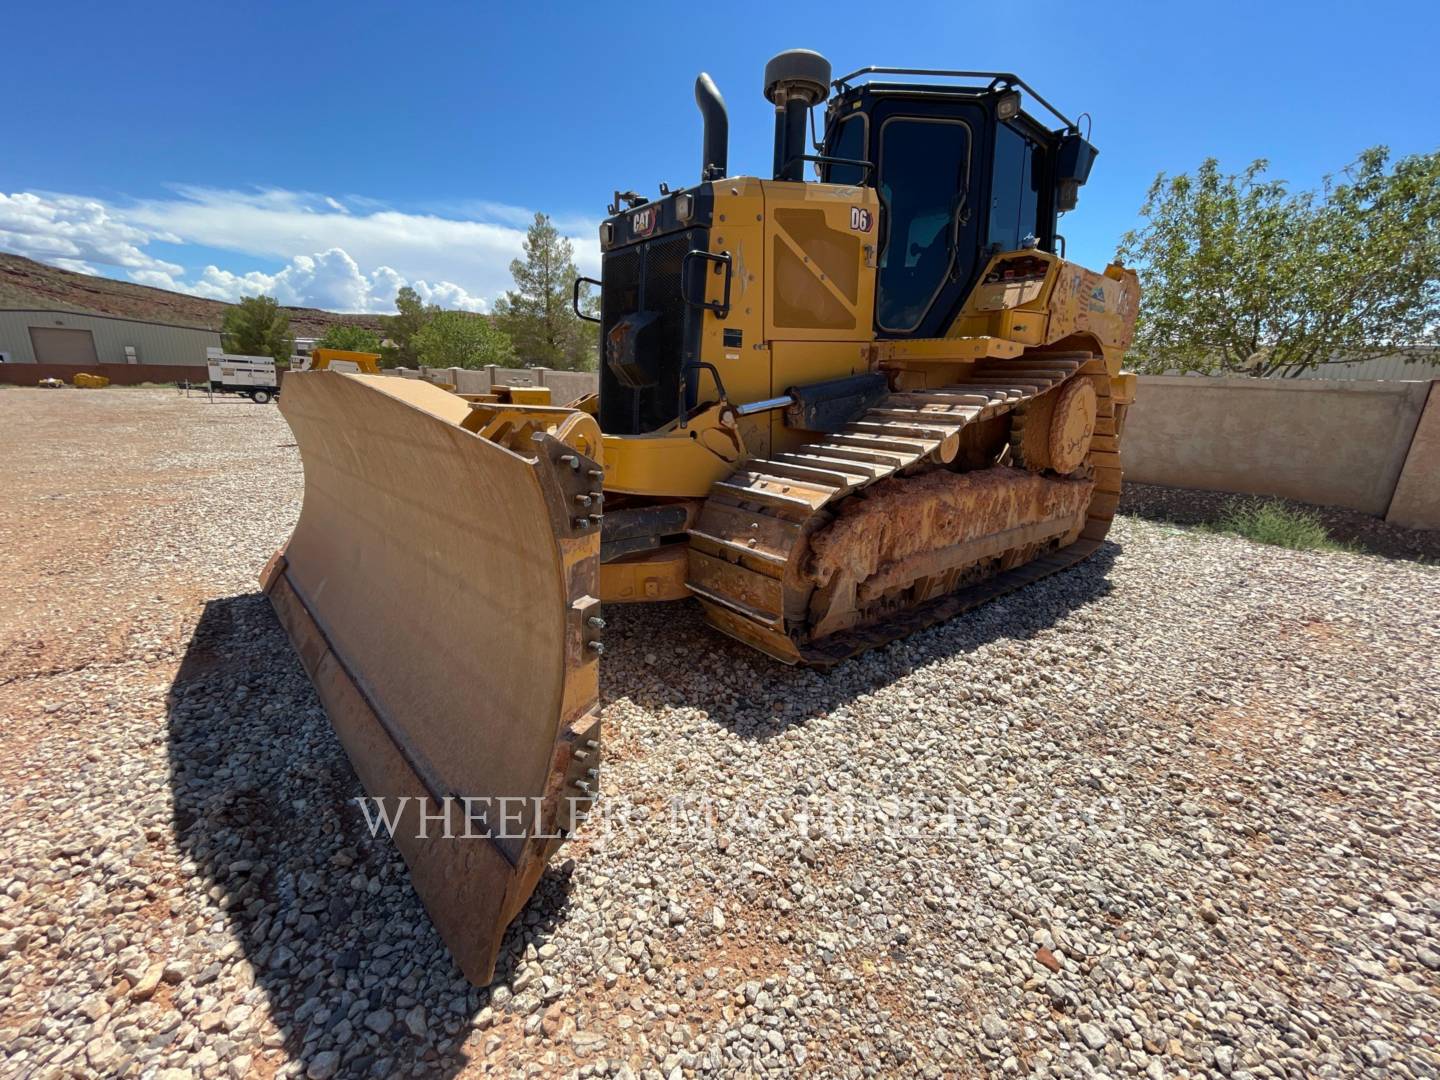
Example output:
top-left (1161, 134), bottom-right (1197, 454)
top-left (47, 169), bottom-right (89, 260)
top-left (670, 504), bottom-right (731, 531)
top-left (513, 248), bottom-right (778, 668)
top-left (2, 387), bottom-right (1437, 1080)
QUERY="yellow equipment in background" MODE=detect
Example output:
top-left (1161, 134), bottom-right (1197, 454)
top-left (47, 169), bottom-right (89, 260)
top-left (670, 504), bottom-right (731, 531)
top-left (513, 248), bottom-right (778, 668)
top-left (303, 347), bottom-right (381, 374)
top-left (263, 50), bottom-right (1140, 984)
top-left (72, 372), bottom-right (109, 388)
top-left (477, 384), bottom-right (553, 406)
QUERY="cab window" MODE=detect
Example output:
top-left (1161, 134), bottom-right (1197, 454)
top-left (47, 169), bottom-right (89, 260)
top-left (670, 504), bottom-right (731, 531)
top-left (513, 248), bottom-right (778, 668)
top-left (988, 124), bottom-right (1041, 253)
top-left (824, 115), bottom-right (868, 185)
top-left (876, 117), bottom-right (971, 332)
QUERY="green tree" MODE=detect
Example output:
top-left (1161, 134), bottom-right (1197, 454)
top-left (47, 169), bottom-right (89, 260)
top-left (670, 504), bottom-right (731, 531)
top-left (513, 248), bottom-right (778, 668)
top-left (414, 310), bottom-right (515, 369)
top-left (221, 295), bottom-right (294, 363)
top-left (493, 213), bottom-right (597, 371)
top-left (315, 323), bottom-right (382, 353)
top-left (1118, 147), bottom-right (1440, 377)
top-left (379, 286), bottom-right (437, 368)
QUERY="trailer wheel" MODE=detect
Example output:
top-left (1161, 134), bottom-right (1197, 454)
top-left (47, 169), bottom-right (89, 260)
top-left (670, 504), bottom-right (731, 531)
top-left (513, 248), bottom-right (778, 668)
top-left (251, 389), bottom-right (272, 404)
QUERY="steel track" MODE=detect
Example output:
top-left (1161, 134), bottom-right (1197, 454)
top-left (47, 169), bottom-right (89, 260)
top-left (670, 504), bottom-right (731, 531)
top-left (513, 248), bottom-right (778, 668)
top-left (686, 353), bottom-right (1121, 666)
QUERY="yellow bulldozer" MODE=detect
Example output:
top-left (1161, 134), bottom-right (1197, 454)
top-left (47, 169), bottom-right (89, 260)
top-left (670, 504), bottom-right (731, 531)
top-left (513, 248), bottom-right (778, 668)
top-left (261, 51), bottom-right (1139, 984)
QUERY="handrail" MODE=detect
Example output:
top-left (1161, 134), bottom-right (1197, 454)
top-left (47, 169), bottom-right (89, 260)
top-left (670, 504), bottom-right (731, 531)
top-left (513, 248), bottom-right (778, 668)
top-left (572, 276), bottom-right (601, 324)
top-left (681, 250), bottom-right (732, 319)
top-left (676, 361), bottom-right (729, 430)
top-left (785, 154), bottom-right (875, 181)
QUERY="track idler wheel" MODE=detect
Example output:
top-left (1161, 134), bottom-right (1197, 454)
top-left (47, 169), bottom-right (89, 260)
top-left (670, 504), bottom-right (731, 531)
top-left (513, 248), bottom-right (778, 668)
top-left (1047, 378), bottom-right (1098, 474)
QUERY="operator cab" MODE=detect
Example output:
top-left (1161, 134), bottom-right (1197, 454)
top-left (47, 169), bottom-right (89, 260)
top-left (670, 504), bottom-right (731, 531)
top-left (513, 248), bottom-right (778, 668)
top-left (821, 67), bottom-right (1098, 340)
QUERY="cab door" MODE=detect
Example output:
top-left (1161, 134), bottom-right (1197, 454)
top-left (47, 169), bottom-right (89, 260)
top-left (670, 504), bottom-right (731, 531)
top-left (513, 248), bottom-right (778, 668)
top-left (839, 98), bottom-right (988, 340)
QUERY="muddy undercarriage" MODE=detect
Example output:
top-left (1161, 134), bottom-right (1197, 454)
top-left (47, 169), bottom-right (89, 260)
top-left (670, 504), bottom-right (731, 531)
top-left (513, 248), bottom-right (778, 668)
top-left (686, 353), bottom-right (1122, 664)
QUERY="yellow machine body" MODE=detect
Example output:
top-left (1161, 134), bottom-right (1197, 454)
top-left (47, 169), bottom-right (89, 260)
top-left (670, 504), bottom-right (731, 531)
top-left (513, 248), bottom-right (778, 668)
top-left (460, 384), bottom-right (554, 406)
top-left (597, 180), bottom-right (1138, 606)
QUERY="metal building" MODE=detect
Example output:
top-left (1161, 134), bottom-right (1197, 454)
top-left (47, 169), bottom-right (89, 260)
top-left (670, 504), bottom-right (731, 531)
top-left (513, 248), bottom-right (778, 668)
top-left (0, 308), bottom-right (221, 384)
top-left (1278, 348), bottom-right (1440, 381)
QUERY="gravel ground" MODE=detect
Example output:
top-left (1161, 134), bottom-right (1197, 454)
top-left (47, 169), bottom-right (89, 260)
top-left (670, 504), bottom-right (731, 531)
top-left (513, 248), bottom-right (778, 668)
top-left (2, 386), bottom-right (1439, 1080)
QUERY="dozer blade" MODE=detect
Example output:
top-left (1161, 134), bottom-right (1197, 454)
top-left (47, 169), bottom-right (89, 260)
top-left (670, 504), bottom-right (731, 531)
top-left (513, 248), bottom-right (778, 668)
top-left (260, 372), bottom-right (603, 985)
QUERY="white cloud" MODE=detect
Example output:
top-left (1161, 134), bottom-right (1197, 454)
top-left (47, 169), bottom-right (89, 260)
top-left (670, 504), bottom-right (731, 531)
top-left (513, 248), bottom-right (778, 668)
top-left (0, 191), bottom-right (183, 278)
top-left (128, 268), bottom-right (185, 289)
top-left (409, 279), bottom-right (491, 312)
top-left (0, 186), bottom-right (600, 313)
top-left (181, 248), bottom-right (489, 313)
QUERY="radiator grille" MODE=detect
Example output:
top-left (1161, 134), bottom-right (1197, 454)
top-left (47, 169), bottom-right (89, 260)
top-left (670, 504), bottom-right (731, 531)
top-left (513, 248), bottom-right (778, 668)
top-left (599, 227), bottom-right (708, 434)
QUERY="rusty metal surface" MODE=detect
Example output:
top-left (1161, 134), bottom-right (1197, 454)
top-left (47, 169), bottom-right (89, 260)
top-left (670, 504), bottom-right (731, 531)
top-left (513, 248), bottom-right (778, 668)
top-left (806, 468), bottom-right (1094, 596)
top-left (264, 372), bottom-right (601, 983)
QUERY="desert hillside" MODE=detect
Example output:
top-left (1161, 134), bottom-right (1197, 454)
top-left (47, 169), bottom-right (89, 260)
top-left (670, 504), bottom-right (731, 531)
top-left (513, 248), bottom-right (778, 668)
top-left (0, 252), bottom-right (386, 338)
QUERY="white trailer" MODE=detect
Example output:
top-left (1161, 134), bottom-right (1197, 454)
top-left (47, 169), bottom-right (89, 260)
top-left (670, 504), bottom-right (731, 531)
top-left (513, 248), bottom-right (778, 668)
top-left (206, 349), bottom-right (280, 403)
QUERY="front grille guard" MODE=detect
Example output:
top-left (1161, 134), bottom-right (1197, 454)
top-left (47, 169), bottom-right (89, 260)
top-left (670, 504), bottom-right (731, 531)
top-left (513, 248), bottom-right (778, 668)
top-left (596, 229), bottom-right (710, 434)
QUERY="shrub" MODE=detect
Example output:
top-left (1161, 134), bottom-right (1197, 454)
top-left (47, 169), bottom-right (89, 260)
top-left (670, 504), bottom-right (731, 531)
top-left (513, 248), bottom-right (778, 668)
top-left (1216, 499), bottom-right (1341, 551)
top-left (316, 324), bottom-right (382, 353)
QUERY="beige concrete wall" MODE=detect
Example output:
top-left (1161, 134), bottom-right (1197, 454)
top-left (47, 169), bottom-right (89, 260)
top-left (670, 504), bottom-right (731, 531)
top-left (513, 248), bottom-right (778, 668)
top-left (1124, 376), bottom-right (1432, 515)
top-left (1386, 382), bottom-right (1440, 530)
top-left (486, 365), bottom-right (536, 387)
top-left (450, 368), bottom-right (490, 395)
top-left (539, 370), bottom-right (598, 404)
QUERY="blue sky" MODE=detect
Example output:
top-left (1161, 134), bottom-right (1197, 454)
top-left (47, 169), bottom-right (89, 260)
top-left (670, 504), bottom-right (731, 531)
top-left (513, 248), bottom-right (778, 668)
top-left (3, 0), bottom-right (1436, 312)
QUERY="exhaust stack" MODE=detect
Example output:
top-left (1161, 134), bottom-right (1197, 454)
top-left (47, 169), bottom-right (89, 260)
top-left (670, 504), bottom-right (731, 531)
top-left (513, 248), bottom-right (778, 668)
top-left (694, 73), bottom-right (729, 182)
top-left (763, 49), bottom-right (831, 182)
